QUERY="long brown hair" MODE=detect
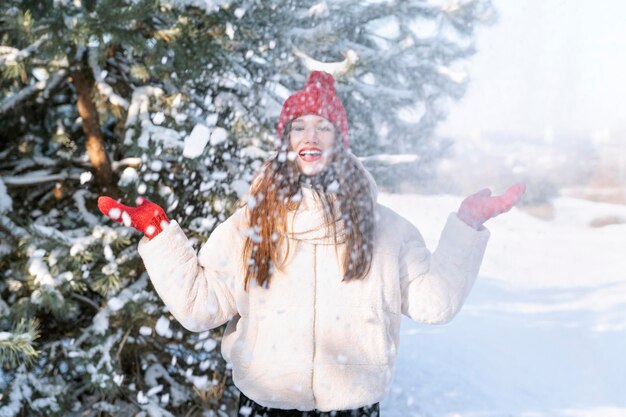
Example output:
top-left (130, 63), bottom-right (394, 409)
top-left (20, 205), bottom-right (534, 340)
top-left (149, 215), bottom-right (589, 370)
top-left (241, 123), bottom-right (375, 290)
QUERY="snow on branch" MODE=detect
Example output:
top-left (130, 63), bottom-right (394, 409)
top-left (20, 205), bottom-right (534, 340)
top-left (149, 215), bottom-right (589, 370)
top-left (88, 47), bottom-right (129, 109)
top-left (293, 48), bottom-right (359, 78)
top-left (0, 177), bottom-right (12, 214)
top-left (286, 21), bottom-right (335, 42)
top-left (435, 64), bottom-right (468, 84)
top-left (1, 169), bottom-right (82, 186)
top-left (0, 319), bottom-right (39, 368)
top-left (111, 157), bottom-right (142, 172)
top-left (0, 69), bottom-right (68, 117)
top-left (0, 215), bottom-right (27, 238)
top-left (5, 156), bottom-right (139, 176)
top-left (0, 34), bottom-right (50, 67)
top-left (73, 190), bottom-right (100, 226)
top-left (351, 80), bottom-right (415, 100)
top-left (358, 154), bottom-right (420, 166)
top-left (125, 86), bottom-right (164, 128)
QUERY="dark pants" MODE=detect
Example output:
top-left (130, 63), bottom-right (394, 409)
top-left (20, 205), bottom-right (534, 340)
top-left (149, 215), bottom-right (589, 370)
top-left (237, 391), bottom-right (380, 417)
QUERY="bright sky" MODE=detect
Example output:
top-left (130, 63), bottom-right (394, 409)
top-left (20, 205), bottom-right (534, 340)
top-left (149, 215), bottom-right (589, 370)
top-left (438, 0), bottom-right (626, 140)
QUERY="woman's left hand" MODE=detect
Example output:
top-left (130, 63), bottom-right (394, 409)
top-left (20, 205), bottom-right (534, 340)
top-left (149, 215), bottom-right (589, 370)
top-left (457, 183), bottom-right (526, 229)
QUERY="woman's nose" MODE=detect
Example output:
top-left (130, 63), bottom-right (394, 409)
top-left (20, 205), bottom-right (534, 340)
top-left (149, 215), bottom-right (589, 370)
top-left (303, 127), bottom-right (319, 142)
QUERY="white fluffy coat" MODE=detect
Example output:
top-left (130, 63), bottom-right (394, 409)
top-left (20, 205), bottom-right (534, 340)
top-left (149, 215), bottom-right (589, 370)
top-left (138, 168), bottom-right (490, 411)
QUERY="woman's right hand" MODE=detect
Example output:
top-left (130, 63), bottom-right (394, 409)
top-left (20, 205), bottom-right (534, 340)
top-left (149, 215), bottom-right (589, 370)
top-left (97, 196), bottom-right (170, 240)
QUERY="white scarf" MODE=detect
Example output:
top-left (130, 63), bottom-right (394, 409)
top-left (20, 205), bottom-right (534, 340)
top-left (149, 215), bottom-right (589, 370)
top-left (283, 152), bottom-right (377, 245)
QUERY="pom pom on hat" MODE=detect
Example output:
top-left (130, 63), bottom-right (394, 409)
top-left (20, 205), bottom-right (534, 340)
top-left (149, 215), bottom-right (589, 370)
top-left (307, 71), bottom-right (336, 93)
top-left (277, 71), bottom-right (349, 149)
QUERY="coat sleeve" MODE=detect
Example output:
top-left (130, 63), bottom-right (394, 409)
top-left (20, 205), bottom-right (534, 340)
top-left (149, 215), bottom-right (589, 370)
top-left (399, 213), bottom-right (490, 324)
top-left (137, 214), bottom-right (243, 332)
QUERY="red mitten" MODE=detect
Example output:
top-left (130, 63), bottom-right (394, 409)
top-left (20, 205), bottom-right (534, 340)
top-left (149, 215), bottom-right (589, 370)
top-left (457, 183), bottom-right (526, 229)
top-left (98, 196), bottom-right (170, 240)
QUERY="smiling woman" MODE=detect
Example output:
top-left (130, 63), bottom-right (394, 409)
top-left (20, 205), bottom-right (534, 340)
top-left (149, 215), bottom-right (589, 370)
top-left (97, 71), bottom-right (525, 417)
top-left (289, 114), bottom-right (337, 176)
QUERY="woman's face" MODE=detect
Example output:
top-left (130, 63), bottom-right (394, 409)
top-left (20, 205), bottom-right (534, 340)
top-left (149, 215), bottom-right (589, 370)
top-left (289, 114), bottom-right (337, 176)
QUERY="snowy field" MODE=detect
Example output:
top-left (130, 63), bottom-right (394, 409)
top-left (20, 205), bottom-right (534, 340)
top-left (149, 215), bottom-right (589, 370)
top-left (378, 192), bottom-right (626, 417)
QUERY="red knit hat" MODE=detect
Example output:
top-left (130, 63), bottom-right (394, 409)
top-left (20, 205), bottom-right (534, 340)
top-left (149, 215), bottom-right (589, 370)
top-left (277, 71), bottom-right (349, 149)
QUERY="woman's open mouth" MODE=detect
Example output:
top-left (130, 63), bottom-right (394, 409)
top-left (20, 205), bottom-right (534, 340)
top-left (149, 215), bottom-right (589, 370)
top-left (298, 147), bottom-right (322, 162)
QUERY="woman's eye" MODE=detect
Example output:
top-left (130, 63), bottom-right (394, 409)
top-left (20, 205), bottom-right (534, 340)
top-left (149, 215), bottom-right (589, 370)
top-left (292, 126), bottom-right (304, 131)
top-left (318, 125), bottom-right (332, 131)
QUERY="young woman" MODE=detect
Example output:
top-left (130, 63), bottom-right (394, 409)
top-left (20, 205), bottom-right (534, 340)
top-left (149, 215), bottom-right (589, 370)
top-left (98, 71), bottom-right (525, 417)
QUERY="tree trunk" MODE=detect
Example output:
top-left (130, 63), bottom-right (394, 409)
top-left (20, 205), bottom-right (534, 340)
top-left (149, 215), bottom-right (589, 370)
top-left (71, 62), bottom-right (114, 188)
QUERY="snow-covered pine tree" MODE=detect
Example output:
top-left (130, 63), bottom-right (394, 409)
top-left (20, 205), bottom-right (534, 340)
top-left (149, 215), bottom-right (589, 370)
top-left (227, 0), bottom-right (496, 188)
top-left (1, 1), bottom-right (264, 415)
top-left (1, 0), bottom-right (494, 415)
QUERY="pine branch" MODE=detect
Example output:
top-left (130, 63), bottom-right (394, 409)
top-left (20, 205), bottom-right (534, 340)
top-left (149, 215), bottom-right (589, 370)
top-left (70, 293), bottom-right (100, 312)
top-left (1, 168), bottom-right (82, 186)
top-left (0, 214), bottom-right (28, 239)
top-left (0, 69), bottom-right (68, 117)
top-left (0, 319), bottom-right (40, 367)
top-left (0, 34), bottom-right (50, 66)
top-left (1, 156), bottom-right (137, 174)
top-left (111, 157), bottom-right (142, 172)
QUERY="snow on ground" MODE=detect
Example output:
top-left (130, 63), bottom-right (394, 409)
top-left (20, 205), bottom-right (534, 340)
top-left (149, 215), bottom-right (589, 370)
top-left (379, 192), bottom-right (626, 417)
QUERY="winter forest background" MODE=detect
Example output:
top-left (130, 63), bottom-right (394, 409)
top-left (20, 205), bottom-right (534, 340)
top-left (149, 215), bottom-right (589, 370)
top-left (1, 0), bottom-right (625, 416)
